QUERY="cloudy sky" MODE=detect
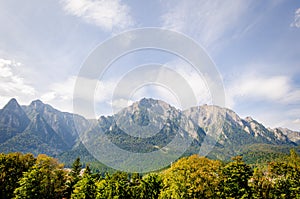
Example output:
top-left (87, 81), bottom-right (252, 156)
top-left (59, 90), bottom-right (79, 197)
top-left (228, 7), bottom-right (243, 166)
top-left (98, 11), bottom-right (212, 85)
top-left (0, 0), bottom-right (300, 130)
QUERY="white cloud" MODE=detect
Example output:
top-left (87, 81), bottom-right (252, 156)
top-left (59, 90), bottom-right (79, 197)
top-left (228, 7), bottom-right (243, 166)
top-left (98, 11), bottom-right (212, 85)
top-left (41, 75), bottom-right (119, 116)
top-left (0, 58), bottom-right (36, 107)
top-left (232, 76), bottom-right (289, 99)
top-left (60, 0), bottom-right (134, 32)
top-left (249, 111), bottom-right (300, 131)
top-left (164, 60), bottom-right (212, 107)
top-left (258, 108), bottom-right (300, 131)
top-left (226, 72), bottom-right (300, 108)
top-left (161, 0), bottom-right (252, 49)
top-left (291, 8), bottom-right (300, 28)
top-left (129, 84), bottom-right (180, 109)
top-left (281, 90), bottom-right (300, 105)
top-left (42, 59), bottom-right (214, 116)
top-left (292, 118), bottom-right (300, 125)
top-left (110, 98), bottom-right (134, 112)
top-left (40, 76), bottom-right (75, 113)
top-left (281, 110), bottom-right (300, 131)
top-left (41, 76), bottom-right (75, 101)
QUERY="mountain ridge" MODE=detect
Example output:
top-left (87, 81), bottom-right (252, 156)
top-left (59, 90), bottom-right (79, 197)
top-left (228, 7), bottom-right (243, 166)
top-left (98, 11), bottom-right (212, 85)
top-left (0, 98), bottom-right (299, 166)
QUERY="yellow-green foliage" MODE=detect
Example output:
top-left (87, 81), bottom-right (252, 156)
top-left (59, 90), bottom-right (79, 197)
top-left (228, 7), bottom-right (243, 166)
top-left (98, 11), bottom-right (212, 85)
top-left (159, 155), bottom-right (222, 199)
top-left (0, 150), bottom-right (299, 199)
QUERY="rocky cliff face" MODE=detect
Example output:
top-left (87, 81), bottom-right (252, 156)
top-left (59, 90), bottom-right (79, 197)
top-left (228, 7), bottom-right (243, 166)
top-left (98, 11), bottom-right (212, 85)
top-left (79, 99), bottom-right (297, 163)
top-left (82, 98), bottom-right (204, 155)
top-left (23, 99), bottom-right (90, 147)
top-left (276, 127), bottom-right (300, 144)
top-left (0, 98), bottom-right (298, 159)
top-left (183, 105), bottom-right (295, 147)
top-left (0, 98), bottom-right (30, 143)
top-left (0, 99), bottom-right (91, 156)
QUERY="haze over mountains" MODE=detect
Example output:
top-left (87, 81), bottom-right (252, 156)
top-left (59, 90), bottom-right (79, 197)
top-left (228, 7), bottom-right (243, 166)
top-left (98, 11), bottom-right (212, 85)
top-left (0, 98), bottom-right (299, 166)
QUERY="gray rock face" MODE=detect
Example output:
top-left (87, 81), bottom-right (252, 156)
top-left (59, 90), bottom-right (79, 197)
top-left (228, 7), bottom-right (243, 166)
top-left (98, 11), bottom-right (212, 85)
top-left (0, 98), bottom-right (30, 143)
top-left (276, 127), bottom-right (300, 144)
top-left (183, 105), bottom-right (295, 147)
top-left (0, 98), bottom-right (90, 156)
top-left (0, 98), bottom-right (298, 159)
top-left (23, 99), bottom-right (90, 147)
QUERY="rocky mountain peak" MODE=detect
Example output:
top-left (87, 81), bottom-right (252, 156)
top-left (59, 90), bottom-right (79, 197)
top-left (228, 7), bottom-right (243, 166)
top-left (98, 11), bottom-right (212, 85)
top-left (0, 98), bottom-right (30, 143)
top-left (2, 98), bottom-right (21, 111)
top-left (0, 98), bottom-right (29, 122)
top-left (0, 97), bottom-right (299, 161)
top-left (138, 97), bottom-right (156, 107)
top-left (118, 98), bottom-right (178, 120)
top-left (29, 99), bottom-right (46, 111)
top-left (276, 127), bottom-right (300, 144)
top-left (25, 99), bottom-right (60, 120)
top-left (184, 105), bottom-right (231, 129)
top-left (245, 116), bottom-right (254, 122)
top-left (132, 98), bottom-right (174, 111)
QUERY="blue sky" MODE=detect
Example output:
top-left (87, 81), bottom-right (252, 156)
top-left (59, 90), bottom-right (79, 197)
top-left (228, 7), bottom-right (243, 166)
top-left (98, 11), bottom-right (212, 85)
top-left (0, 0), bottom-right (300, 130)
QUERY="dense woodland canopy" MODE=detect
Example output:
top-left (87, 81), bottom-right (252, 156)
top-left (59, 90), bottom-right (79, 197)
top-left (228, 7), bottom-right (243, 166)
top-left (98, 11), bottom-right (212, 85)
top-left (0, 151), bottom-right (299, 199)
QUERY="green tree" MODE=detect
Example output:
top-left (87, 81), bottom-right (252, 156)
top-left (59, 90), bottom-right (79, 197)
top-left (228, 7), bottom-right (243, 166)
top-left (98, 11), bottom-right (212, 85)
top-left (219, 156), bottom-right (253, 199)
top-left (266, 150), bottom-right (300, 198)
top-left (251, 161), bottom-right (300, 198)
top-left (96, 172), bottom-right (131, 199)
top-left (0, 152), bottom-right (35, 199)
top-left (159, 155), bottom-right (222, 199)
top-left (139, 173), bottom-right (162, 199)
top-left (128, 173), bottom-right (142, 198)
top-left (71, 157), bottom-right (83, 179)
top-left (65, 157), bottom-right (83, 198)
top-left (250, 167), bottom-right (273, 199)
top-left (71, 165), bottom-right (97, 199)
top-left (14, 154), bottom-right (67, 199)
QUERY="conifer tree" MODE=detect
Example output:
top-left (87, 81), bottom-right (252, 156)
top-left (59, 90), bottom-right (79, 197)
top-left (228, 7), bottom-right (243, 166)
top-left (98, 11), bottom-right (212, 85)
top-left (71, 165), bottom-right (97, 199)
top-left (65, 157), bottom-right (82, 198)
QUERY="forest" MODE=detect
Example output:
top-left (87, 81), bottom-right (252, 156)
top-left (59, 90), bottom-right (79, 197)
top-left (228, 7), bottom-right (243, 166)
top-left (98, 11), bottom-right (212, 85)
top-left (0, 150), bottom-right (299, 199)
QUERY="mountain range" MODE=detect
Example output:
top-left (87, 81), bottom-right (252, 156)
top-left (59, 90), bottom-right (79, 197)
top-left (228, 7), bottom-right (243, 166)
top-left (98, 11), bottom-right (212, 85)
top-left (0, 98), bottom-right (299, 168)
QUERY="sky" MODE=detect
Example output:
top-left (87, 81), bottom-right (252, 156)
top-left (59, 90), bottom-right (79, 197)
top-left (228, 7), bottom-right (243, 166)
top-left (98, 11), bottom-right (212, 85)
top-left (0, 0), bottom-right (300, 130)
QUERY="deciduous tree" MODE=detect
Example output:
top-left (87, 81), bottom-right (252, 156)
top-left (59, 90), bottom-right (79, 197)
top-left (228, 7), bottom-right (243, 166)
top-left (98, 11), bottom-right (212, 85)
top-left (219, 156), bottom-right (253, 199)
top-left (0, 152), bottom-right (35, 199)
top-left (14, 154), bottom-right (66, 199)
top-left (159, 155), bottom-right (222, 199)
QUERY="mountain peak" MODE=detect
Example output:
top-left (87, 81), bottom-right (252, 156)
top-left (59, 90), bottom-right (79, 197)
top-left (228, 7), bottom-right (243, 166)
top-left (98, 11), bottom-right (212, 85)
top-left (3, 98), bottom-right (21, 110)
top-left (126, 98), bottom-right (174, 112)
top-left (245, 116), bottom-right (254, 122)
top-left (28, 99), bottom-right (55, 115)
top-left (8, 98), bottom-right (18, 103)
top-left (0, 98), bottom-right (30, 143)
top-left (137, 98), bottom-right (161, 106)
top-left (30, 99), bottom-right (45, 107)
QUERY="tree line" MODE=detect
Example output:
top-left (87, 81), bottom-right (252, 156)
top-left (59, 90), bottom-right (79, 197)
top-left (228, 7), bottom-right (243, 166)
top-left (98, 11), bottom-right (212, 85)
top-left (0, 150), bottom-right (299, 199)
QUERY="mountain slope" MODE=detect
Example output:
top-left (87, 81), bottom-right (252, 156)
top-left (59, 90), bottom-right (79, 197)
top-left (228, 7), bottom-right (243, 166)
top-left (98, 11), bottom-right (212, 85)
top-left (23, 100), bottom-right (91, 147)
top-left (0, 98), bottom-right (298, 166)
top-left (0, 98), bottom-right (30, 143)
top-left (184, 105), bottom-right (294, 146)
top-left (0, 114), bottom-right (69, 156)
top-left (82, 99), bottom-right (205, 153)
top-left (0, 99), bottom-right (92, 157)
top-left (69, 99), bottom-right (297, 167)
top-left (276, 127), bottom-right (300, 145)
top-left (183, 105), bottom-right (296, 160)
